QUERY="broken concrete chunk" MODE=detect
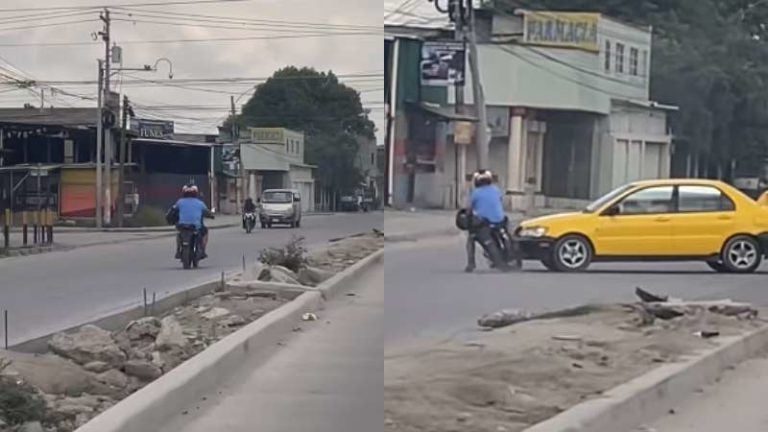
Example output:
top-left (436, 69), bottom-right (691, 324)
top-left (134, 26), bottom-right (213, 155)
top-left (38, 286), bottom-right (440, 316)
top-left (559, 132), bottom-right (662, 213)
top-left (201, 307), bottom-right (231, 320)
top-left (155, 316), bottom-right (188, 350)
top-left (48, 325), bottom-right (126, 367)
top-left (123, 360), bottom-right (162, 381)
top-left (124, 317), bottom-right (162, 341)
top-left (478, 309), bottom-right (533, 328)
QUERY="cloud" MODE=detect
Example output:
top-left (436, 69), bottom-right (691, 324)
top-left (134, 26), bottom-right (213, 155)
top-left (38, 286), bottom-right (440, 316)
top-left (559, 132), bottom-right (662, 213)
top-left (0, 0), bottom-right (382, 141)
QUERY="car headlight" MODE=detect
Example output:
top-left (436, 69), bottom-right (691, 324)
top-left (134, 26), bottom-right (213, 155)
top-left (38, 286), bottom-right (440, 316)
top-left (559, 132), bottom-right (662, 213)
top-left (518, 226), bottom-right (548, 238)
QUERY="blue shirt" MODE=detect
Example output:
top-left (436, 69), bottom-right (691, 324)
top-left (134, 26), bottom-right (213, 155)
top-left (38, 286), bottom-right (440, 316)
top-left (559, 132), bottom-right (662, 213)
top-left (175, 197), bottom-right (208, 229)
top-left (470, 185), bottom-right (505, 223)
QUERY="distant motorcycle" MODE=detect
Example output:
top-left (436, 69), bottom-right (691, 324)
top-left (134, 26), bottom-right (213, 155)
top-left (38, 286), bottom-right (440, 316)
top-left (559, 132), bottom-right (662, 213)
top-left (177, 225), bottom-right (202, 269)
top-left (243, 212), bottom-right (256, 234)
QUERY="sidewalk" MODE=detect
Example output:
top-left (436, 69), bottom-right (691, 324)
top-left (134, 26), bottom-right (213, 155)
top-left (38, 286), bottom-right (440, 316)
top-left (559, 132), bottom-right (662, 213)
top-left (639, 355), bottom-right (768, 432)
top-left (161, 264), bottom-right (383, 432)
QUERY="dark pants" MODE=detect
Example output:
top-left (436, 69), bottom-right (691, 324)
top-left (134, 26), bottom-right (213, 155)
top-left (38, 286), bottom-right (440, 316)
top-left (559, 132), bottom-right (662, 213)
top-left (466, 218), bottom-right (520, 270)
top-left (176, 225), bottom-right (208, 256)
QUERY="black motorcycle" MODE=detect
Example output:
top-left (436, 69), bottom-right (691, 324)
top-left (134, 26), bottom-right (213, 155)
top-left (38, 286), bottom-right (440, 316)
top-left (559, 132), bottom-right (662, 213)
top-left (243, 212), bottom-right (256, 233)
top-left (456, 209), bottom-right (519, 271)
top-left (177, 224), bottom-right (201, 269)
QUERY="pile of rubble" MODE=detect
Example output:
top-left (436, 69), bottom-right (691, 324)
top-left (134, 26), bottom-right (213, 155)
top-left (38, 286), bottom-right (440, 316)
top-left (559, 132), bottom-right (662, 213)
top-left (0, 289), bottom-right (285, 432)
top-left (0, 232), bottom-right (383, 432)
top-left (386, 289), bottom-right (766, 432)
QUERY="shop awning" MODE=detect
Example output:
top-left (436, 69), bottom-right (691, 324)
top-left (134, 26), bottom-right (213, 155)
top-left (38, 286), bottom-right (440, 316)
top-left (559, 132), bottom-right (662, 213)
top-left (409, 102), bottom-right (478, 122)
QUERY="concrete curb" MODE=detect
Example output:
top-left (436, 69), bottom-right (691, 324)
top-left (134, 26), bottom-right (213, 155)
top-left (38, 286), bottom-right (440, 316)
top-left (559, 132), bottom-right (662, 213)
top-left (522, 323), bottom-right (768, 432)
top-left (75, 248), bottom-right (383, 432)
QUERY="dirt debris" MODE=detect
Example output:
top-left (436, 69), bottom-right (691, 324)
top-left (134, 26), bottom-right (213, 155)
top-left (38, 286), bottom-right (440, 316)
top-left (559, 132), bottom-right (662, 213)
top-left (386, 298), bottom-right (767, 432)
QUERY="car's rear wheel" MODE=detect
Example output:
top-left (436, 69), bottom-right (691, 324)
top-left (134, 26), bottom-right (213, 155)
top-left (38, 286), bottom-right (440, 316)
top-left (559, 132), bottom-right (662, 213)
top-left (552, 234), bottom-right (593, 272)
top-left (721, 235), bottom-right (762, 274)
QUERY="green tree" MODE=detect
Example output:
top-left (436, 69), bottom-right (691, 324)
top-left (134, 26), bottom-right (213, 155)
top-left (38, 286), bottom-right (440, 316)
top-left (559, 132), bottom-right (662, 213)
top-left (232, 66), bottom-right (376, 198)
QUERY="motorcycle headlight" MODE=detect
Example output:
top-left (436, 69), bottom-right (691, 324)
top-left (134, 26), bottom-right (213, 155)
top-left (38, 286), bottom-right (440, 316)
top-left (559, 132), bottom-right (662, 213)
top-left (518, 226), bottom-right (548, 238)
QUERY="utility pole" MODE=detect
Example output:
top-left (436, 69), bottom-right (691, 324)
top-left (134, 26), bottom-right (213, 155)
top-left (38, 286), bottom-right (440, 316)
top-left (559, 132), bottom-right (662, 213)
top-left (452, 0), bottom-right (467, 208)
top-left (100, 8), bottom-right (113, 226)
top-left (466, 3), bottom-right (489, 170)
top-left (39, 89), bottom-right (44, 112)
top-left (95, 60), bottom-right (104, 229)
top-left (116, 95), bottom-right (130, 227)
top-left (231, 96), bottom-right (242, 213)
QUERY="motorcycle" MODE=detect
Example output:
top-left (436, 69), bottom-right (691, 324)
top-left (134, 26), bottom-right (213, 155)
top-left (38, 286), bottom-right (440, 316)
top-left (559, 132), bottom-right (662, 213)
top-left (456, 209), bottom-right (519, 271)
top-left (177, 224), bottom-right (201, 269)
top-left (243, 212), bottom-right (256, 233)
top-left (482, 223), bottom-right (519, 270)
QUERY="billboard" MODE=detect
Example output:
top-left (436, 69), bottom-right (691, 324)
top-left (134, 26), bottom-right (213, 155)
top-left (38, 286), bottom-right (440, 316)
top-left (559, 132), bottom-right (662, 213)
top-left (251, 127), bottom-right (285, 143)
top-left (523, 11), bottom-right (599, 52)
top-left (130, 118), bottom-right (174, 139)
top-left (420, 41), bottom-right (466, 86)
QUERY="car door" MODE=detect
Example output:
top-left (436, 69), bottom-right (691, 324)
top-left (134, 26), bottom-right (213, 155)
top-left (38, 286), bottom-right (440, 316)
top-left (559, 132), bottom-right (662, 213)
top-left (666, 185), bottom-right (736, 256)
top-left (592, 185), bottom-right (675, 256)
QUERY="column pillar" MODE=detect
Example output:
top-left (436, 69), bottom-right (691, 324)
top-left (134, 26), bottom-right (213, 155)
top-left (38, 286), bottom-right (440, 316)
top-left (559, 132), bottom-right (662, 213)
top-left (507, 108), bottom-right (527, 194)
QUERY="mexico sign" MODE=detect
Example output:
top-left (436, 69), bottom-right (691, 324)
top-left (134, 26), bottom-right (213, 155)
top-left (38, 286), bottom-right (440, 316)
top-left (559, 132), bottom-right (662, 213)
top-left (523, 11), bottom-right (599, 52)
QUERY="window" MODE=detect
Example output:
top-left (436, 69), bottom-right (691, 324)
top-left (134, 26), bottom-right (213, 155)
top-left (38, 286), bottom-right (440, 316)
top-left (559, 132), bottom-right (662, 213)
top-left (604, 40), bottom-right (611, 72)
top-left (630, 47), bottom-right (639, 76)
top-left (371, 152), bottom-right (375, 165)
top-left (616, 43), bottom-right (625, 74)
top-left (678, 186), bottom-right (735, 212)
top-left (615, 186), bottom-right (674, 215)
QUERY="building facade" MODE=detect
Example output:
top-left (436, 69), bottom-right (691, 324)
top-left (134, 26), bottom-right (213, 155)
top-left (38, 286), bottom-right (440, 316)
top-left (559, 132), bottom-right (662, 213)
top-left (239, 127), bottom-right (316, 212)
top-left (385, 7), bottom-right (676, 210)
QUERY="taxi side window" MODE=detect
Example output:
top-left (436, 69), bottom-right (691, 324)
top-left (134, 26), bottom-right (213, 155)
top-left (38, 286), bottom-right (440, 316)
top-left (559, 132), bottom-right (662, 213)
top-left (617, 186), bottom-right (674, 215)
top-left (678, 186), bottom-right (735, 213)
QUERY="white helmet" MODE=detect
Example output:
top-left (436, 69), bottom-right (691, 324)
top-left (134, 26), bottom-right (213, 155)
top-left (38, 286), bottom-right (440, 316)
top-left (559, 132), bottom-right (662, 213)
top-left (473, 169), bottom-right (493, 187)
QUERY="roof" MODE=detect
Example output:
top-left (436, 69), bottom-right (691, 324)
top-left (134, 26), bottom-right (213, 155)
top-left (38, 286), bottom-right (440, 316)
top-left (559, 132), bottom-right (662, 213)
top-left (614, 99), bottom-right (679, 112)
top-left (0, 108), bottom-right (98, 128)
top-left (630, 178), bottom-right (727, 187)
top-left (133, 138), bottom-right (213, 148)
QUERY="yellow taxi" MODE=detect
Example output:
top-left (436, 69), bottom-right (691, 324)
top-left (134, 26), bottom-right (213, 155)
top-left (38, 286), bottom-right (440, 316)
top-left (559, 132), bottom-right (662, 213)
top-left (515, 179), bottom-right (768, 273)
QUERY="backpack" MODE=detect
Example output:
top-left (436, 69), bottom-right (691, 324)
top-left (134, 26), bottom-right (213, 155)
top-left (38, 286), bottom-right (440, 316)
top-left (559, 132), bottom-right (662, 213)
top-left (165, 206), bottom-right (179, 225)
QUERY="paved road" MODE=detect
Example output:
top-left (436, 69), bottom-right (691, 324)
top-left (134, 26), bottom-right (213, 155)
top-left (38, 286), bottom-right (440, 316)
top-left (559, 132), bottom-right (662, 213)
top-left (385, 235), bottom-right (768, 349)
top-left (637, 356), bottom-right (768, 431)
top-left (0, 213), bottom-right (382, 346)
top-left (161, 264), bottom-right (383, 432)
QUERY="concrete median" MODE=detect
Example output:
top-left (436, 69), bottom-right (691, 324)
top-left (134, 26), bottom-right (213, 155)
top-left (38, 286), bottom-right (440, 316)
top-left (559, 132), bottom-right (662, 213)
top-left (522, 323), bottom-right (768, 432)
top-left (75, 248), bottom-right (383, 432)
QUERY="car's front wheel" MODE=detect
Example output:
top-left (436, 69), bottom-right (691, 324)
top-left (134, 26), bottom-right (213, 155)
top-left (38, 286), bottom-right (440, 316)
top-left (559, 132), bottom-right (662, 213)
top-left (551, 234), bottom-right (593, 272)
top-left (721, 235), bottom-right (762, 273)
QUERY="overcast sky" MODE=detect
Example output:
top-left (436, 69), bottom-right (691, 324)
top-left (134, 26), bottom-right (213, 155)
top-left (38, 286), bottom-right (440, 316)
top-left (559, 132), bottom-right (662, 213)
top-left (0, 0), bottom-right (383, 142)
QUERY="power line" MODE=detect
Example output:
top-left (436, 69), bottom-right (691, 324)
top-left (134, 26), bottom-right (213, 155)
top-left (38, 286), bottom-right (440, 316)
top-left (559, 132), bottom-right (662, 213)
top-left (0, 9), bottom-right (95, 25)
top-left (0, 0), bottom-right (249, 13)
top-left (112, 8), bottom-right (380, 31)
top-left (0, 18), bottom-right (99, 33)
top-left (20, 72), bottom-right (383, 86)
top-left (112, 17), bottom-right (383, 34)
top-left (0, 31), bottom-right (382, 47)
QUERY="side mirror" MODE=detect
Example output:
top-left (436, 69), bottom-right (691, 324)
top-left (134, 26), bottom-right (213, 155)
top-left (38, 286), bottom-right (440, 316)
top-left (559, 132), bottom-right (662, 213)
top-left (603, 205), bottom-right (620, 216)
top-left (294, 196), bottom-right (301, 202)
top-left (256, 198), bottom-right (261, 203)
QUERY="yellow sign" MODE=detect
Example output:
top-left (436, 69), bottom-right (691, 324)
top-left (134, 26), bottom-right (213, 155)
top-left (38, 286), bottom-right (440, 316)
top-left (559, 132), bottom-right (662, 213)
top-left (523, 11), bottom-right (599, 52)
top-left (454, 121), bottom-right (474, 145)
top-left (251, 127), bottom-right (285, 143)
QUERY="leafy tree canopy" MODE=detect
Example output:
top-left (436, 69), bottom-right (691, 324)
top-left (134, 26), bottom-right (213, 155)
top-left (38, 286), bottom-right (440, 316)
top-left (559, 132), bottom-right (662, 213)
top-left (232, 66), bottom-right (376, 193)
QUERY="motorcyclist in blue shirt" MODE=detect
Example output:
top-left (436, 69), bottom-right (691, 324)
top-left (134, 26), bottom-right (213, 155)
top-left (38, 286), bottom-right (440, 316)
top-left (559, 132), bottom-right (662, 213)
top-left (465, 169), bottom-right (519, 273)
top-left (173, 184), bottom-right (214, 259)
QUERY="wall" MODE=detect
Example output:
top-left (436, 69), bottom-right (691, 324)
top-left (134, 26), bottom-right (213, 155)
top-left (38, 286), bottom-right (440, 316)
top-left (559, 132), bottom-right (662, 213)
top-left (459, 13), bottom-right (652, 113)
